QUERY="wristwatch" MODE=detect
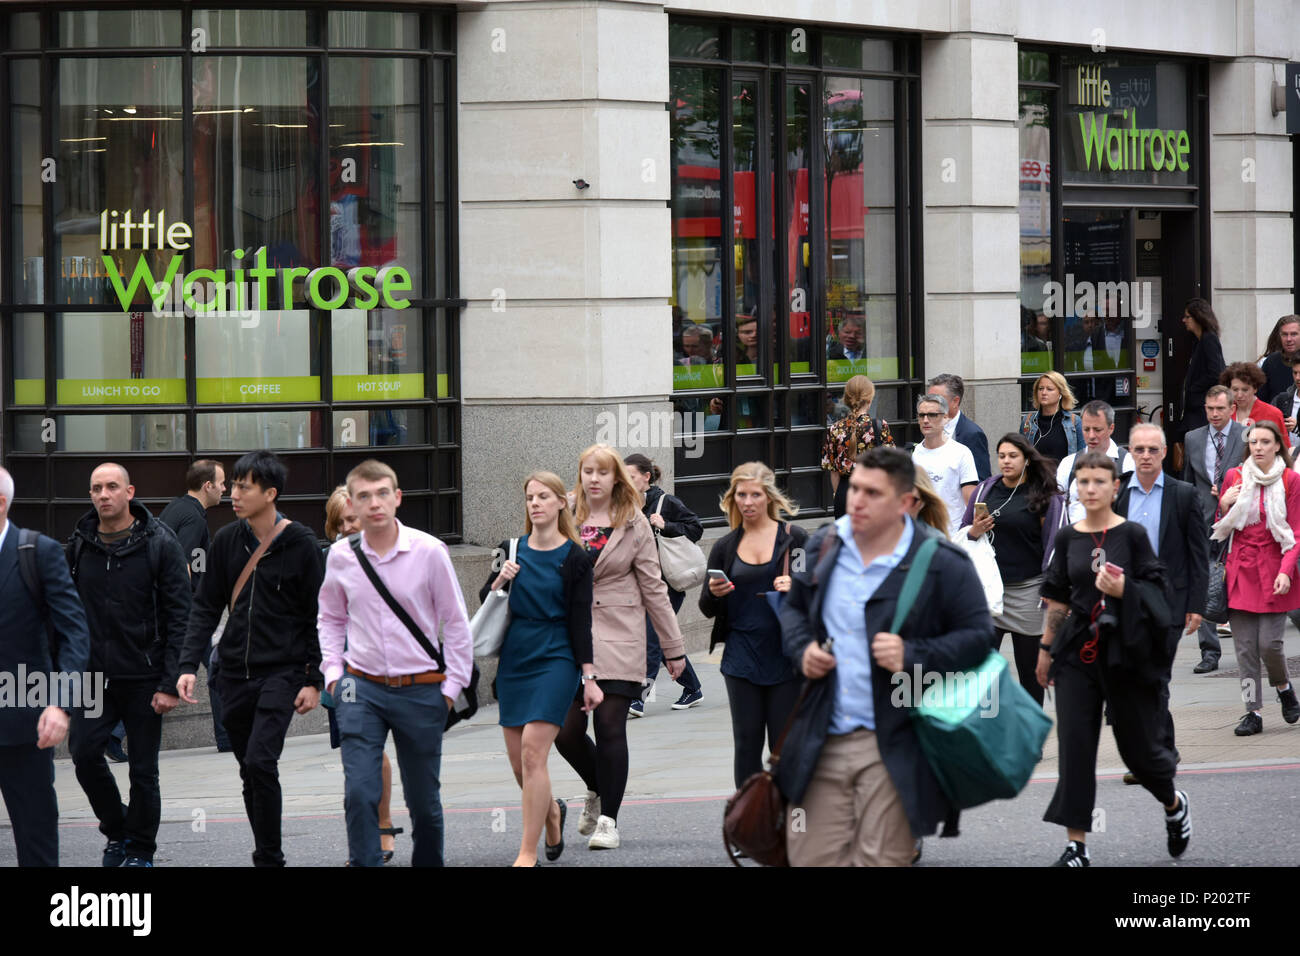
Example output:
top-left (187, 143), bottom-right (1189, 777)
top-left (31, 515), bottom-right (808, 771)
top-left (580, 674), bottom-right (598, 683)
top-left (1039, 642), bottom-right (1052, 653)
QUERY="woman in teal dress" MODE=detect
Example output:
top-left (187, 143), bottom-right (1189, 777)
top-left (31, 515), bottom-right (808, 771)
top-left (482, 471), bottom-right (597, 867)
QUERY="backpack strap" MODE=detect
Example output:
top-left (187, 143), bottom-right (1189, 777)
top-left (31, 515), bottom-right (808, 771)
top-left (889, 536), bottom-right (941, 635)
top-left (17, 528), bottom-right (46, 617)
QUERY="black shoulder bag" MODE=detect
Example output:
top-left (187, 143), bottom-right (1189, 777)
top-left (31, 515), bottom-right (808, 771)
top-left (346, 534), bottom-right (480, 729)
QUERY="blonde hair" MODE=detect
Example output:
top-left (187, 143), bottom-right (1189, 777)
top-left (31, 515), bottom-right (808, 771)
top-left (346, 458), bottom-right (400, 495)
top-left (843, 375), bottom-right (875, 414)
top-left (573, 443), bottom-right (643, 528)
top-left (911, 466), bottom-right (949, 534)
top-left (523, 471), bottom-right (582, 546)
top-left (720, 461), bottom-right (799, 528)
top-left (324, 485), bottom-right (352, 541)
top-left (1032, 371), bottom-right (1077, 412)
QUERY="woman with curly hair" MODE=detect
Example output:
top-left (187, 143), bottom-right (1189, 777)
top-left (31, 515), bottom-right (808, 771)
top-left (822, 375), bottom-right (894, 517)
top-left (1221, 361), bottom-right (1290, 449)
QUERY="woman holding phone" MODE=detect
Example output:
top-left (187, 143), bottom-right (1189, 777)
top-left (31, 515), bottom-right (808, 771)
top-left (1036, 452), bottom-right (1189, 868)
top-left (961, 434), bottom-right (1066, 706)
top-left (482, 471), bottom-right (596, 866)
top-left (699, 462), bottom-right (807, 789)
top-left (1213, 420), bottom-right (1300, 736)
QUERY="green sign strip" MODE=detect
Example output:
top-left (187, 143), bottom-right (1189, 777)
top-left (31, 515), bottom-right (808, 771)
top-left (56, 378), bottom-right (187, 405)
top-left (333, 373), bottom-right (425, 402)
top-left (14, 378), bottom-right (44, 405)
top-left (828, 357), bottom-right (898, 383)
top-left (196, 376), bottom-right (321, 404)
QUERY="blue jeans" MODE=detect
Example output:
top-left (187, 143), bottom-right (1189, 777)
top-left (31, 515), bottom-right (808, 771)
top-left (337, 674), bottom-right (447, 867)
top-left (644, 589), bottom-right (702, 697)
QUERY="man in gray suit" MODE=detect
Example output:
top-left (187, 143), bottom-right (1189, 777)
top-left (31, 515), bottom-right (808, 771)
top-left (1181, 385), bottom-right (1244, 673)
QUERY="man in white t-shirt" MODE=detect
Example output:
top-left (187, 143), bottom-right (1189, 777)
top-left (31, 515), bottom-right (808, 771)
top-left (1056, 400), bottom-right (1136, 522)
top-left (911, 393), bottom-right (979, 536)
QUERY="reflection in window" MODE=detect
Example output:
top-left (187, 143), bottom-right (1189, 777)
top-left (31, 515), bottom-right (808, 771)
top-left (13, 413), bottom-right (187, 452)
top-left (12, 60), bottom-right (42, 303)
top-left (57, 57), bottom-right (184, 307)
top-left (193, 10), bottom-right (310, 47)
top-left (56, 312), bottom-right (185, 404)
top-left (195, 310), bottom-right (319, 403)
top-left (329, 58), bottom-right (422, 295)
top-left (328, 11), bottom-right (420, 50)
top-left (193, 56), bottom-right (319, 308)
top-left (332, 409), bottom-right (427, 447)
top-left (197, 411), bottom-right (322, 450)
top-left (332, 309), bottom-right (424, 401)
top-left (824, 76), bottom-right (896, 394)
top-left (785, 80), bottom-right (811, 377)
top-left (12, 314), bottom-right (44, 405)
top-left (1019, 87), bottom-right (1052, 376)
top-left (60, 10), bottom-right (179, 47)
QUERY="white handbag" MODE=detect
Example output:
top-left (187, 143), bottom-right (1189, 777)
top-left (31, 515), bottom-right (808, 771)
top-left (471, 538), bottom-right (516, 658)
top-left (952, 526), bottom-right (1004, 617)
top-left (653, 495), bottom-right (708, 592)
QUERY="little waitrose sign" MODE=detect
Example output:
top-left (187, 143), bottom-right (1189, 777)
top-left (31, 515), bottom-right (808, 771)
top-left (1069, 63), bottom-right (1190, 174)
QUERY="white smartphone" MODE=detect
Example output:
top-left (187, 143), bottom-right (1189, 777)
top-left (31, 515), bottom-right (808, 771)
top-left (707, 569), bottom-right (732, 586)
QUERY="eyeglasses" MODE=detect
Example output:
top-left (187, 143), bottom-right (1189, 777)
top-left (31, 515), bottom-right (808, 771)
top-left (1131, 446), bottom-right (1162, 455)
top-left (917, 412), bottom-right (943, 420)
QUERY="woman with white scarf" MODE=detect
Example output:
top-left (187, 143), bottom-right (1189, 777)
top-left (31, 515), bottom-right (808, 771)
top-left (1214, 420), bottom-right (1300, 736)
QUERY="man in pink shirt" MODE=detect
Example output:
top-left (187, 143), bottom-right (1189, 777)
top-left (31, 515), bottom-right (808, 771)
top-left (317, 459), bottom-right (473, 866)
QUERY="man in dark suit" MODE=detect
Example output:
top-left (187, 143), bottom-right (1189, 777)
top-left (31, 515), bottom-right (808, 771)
top-left (1270, 361), bottom-right (1300, 448)
top-left (1116, 423), bottom-right (1209, 784)
top-left (1181, 385), bottom-right (1244, 672)
top-left (1261, 314), bottom-right (1300, 401)
top-left (0, 466), bottom-right (90, 866)
top-left (926, 373), bottom-right (991, 480)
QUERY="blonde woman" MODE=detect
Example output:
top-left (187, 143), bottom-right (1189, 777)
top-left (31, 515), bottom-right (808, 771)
top-left (907, 466), bottom-right (950, 535)
top-left (821, 375), bottom-right (895, 518)
top-left (1019, 370), bottom-right (1085, 468)
top-left (553, 444), bottom-right (686, 850)
top-left (482, 472), bottom-right (596, 865)
top-left (321, 486), bottom-right (401, 864)
top-left (699, 462), bottom-right (808, 788)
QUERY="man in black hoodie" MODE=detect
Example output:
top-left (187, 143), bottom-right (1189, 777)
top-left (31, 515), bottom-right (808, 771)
top-left (68, 462), bottom-right (191, 867)
top-left (176, 450), bottom-right (323, 867)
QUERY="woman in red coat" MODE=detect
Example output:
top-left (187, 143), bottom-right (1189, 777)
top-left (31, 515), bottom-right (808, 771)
top-left (1214, 420), bottom-right (1300, 736)
top-left (1221, 362), bottom-right (1290, 449)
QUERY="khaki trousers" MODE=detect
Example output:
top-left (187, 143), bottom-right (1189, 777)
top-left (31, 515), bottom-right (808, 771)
top-left (786, 729), bottom-right (915, 867)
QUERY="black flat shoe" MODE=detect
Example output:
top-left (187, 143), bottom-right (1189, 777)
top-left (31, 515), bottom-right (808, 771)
top-left (545, 799), bottom-right (567, 861)
top-left (380, 826), bottom-right (403, 864)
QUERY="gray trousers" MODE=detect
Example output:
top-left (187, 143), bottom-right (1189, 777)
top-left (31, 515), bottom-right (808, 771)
top-left (1228, 610), bottom-right (1292, 713)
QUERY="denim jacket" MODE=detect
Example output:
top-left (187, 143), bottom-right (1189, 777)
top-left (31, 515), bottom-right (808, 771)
top-left (1019, 409), bottom-right (1084, 457)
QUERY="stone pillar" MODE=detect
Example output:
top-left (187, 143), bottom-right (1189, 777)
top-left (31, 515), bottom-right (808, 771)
top-left (921, 3), bottom-right (1023, 465)
top-left (1207, 0), bottom-right (1296, 363)
top-left (456, 1), bottom-right (673, 547)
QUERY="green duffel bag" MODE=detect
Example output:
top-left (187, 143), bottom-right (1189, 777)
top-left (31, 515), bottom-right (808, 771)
top-left (892, 538), bottom-right (1052, 810)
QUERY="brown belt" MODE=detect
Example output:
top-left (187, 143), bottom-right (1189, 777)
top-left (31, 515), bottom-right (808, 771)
top-left (346, 664), bottom-right (446, 687)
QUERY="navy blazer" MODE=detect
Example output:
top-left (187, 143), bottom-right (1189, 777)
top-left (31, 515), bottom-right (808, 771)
top-left (0, 524), bottom-right (91, 746)
top-left (1115, 474), bottom-right (1209, 625)
top-left (953, 413), bottom-right (991, 481)
top-left (776, 520), bottom-right (994, 838)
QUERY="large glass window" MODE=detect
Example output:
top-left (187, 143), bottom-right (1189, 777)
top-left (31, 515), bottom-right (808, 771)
top-left (670, 21), bottom-right (917, 522)
top-left (2, 7), bottom-right (459, 540)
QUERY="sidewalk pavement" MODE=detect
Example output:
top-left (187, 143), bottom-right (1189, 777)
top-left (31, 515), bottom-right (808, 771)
top-left (5, 624), bottom-right (1297, 831)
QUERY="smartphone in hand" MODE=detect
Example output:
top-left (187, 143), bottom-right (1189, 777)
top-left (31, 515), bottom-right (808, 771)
top-left (1104, 562), bottom-right (1123, 577)
top-left (707, 569), bottom-right (732, 586)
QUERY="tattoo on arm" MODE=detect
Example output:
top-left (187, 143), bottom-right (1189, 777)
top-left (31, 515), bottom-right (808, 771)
top-left (1045, 607), bottom-right (1067, 642)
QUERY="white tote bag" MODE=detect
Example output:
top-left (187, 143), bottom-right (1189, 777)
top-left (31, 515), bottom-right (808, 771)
top-left (653, 495), bottom-right (708, 592)
top-left (952, 527), bottom-right (1004, 617)
top-left (471, 538), bottom-right (516, 658)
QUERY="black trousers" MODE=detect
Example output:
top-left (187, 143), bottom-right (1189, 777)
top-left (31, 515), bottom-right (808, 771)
top-left (70, 678), bottom-right (164, 858)
top-left (1044, 648), bottom-right (1177, 831)
top-left (215, 668), bottom-right (299, 867)
top-left (723, 675), bottom-right (801, 790)
top-left (0, 743), bottom-right (58, 866)
top-left (1157, 626), bottom-right (1180, 755)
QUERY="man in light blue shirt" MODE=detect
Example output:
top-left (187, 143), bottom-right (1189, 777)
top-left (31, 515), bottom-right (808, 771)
top-left (1125, 462), bottom-right (1164, 555)
top-left (821, 513), bottom-right (914, 735)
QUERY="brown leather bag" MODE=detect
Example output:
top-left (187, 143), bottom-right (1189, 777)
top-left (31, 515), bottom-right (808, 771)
top-left (722, 681), bottom-right (810, 867)
top-left (230, 518), bottom-right (290, 611)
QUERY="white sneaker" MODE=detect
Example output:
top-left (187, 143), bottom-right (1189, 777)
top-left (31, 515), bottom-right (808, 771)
top-left (577, 790), bottom-right (601, 836)
top-left (587, 815), bottom-right (620, 850)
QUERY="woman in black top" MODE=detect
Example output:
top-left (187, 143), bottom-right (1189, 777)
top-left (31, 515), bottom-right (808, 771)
top-left (1180, 298), bottom-right (1225, 439)
top-left (699, 462), bottom-right (807, 789)
top-left (961, 435), bottom-right (1066, 706)
top-left (624, 454), bottom-right (705, 714)
top-left (1036, 452), bottom-right (1190, 868)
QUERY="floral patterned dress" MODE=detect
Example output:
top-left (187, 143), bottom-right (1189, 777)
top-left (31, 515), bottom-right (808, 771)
top-left (821, 413), bottom-right (895, 475)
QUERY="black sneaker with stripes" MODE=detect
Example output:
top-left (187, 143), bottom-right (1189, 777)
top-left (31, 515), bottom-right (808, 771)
top-left (1165, 790), bottom-right (1191, 857)
top-left (1051, 841), bottom-right (1090, 867)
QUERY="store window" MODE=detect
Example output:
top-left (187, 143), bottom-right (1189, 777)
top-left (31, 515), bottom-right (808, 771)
top-left (669, 20), bottom-right (919, 522)
top-left (1, 6), bottom-right (460, 540)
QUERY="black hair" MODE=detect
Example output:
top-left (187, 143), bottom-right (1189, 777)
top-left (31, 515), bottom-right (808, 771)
top-left (854, 446), bottom-right (916, 497)
top-left (623, 453), bottom-right (662, 484)
top-left (231, 450), bottom-right (287, 499)
top-left (185, 459), bottom-right (223, 492)
top-left (1184, 297), bottom-right (1221, 338)
top-left (1073, 450), bottom-right (1118, 480)
top-left (993, 433), bottom-right (1059, 515)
